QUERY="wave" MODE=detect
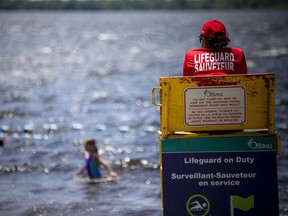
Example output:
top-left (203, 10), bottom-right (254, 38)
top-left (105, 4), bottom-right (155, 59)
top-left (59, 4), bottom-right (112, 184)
top-left (113, 158), bottom-right (159, 170)
top-left (252, 48), bottom-right (288, 57)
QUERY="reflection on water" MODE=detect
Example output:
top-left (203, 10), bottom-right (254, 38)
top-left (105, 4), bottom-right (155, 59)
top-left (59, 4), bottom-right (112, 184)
top-left (0, 10), bottom-right (288, 216)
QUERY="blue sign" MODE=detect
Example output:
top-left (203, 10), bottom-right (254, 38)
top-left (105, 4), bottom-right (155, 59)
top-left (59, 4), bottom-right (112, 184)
top-left (161, 135), bottom-right (279, 216)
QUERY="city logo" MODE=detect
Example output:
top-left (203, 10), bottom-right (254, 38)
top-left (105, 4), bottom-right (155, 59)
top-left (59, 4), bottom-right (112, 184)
top-left (247, 138), bottom-right (273, 150)
top-left (186, 194), bottom-right (210, 216)
top-left (204, 89), bottom-right (223, 97)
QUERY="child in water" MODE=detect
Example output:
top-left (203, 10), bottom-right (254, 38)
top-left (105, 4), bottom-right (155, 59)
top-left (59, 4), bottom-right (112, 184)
top-left (76, 137), bottom-right (118, 178)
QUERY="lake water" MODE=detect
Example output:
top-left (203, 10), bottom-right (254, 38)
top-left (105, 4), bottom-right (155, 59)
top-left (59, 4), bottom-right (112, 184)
top-left (0, 10), bottom-right (287, 216)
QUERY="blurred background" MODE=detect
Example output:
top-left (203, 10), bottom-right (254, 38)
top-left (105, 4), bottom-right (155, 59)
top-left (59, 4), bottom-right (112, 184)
top-left (0, 1), bottom-right (287, 215)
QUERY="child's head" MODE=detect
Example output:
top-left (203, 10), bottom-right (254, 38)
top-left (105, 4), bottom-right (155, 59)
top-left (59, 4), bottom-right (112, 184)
top-left (82, 137), bottom-right (98, 154)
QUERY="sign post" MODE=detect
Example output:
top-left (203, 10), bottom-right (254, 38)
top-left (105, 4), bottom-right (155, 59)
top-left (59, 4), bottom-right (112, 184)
top-left (161, 134), bottom-right (279, 216)
top-left (152, 74), bottom-right (280, 216)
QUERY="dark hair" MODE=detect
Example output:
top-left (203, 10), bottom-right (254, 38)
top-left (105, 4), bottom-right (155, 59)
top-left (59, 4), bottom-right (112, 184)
top-left (200, 31), bottom-right (229, 49)
top-left (83, 137), bottom-right (98, 153)
top-left (208, 38), bottom-right (228, 49)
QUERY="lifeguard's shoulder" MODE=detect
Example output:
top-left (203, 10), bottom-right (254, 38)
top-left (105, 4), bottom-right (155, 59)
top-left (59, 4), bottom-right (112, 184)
top-left (186, 47), bottom-right (244, 58)
top-left (186, 48), bottom-right (209, 53)
top-left (184, 48), bottom-right (209, 57)
top-left (186, 47), bottom-right (244, 52)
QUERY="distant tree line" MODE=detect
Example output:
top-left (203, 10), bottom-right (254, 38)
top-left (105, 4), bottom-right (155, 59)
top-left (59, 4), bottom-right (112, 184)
top-left (1, 0), bottom-right (288, 10)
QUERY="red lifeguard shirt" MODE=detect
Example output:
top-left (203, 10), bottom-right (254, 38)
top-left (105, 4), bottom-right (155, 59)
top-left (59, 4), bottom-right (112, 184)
top-left (183, 47), bottom-right (247, 76)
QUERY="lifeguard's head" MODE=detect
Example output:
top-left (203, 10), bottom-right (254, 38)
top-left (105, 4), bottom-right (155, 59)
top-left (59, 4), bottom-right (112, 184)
top-left (199, 20), bottom-right (230, 49)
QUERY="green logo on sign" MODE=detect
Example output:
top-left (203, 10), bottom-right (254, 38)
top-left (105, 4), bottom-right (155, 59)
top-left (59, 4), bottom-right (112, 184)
top-left (186, 194), bottom-right (210, 216)
top-left (247, 138), bottom-right (273, 150)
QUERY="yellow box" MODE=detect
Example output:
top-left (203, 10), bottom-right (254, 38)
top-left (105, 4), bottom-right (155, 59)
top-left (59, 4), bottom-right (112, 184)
top-left (152, 74), bottom-right (275, 138)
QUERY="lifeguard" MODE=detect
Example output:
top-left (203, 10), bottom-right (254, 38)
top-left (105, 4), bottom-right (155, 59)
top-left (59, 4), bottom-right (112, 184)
top-left (183, 20), bottom-right (247, 76)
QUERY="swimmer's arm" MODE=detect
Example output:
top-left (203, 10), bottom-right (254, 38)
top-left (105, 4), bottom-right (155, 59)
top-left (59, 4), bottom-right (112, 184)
top-left (76, 166), bottom-right (86, 176)
top-left (96, 156), bottom-right (118, 177)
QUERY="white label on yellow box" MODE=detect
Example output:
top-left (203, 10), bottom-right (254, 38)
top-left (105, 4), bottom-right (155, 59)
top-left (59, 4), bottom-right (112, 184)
top-left (184, 86), bottom-right (246, 126)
